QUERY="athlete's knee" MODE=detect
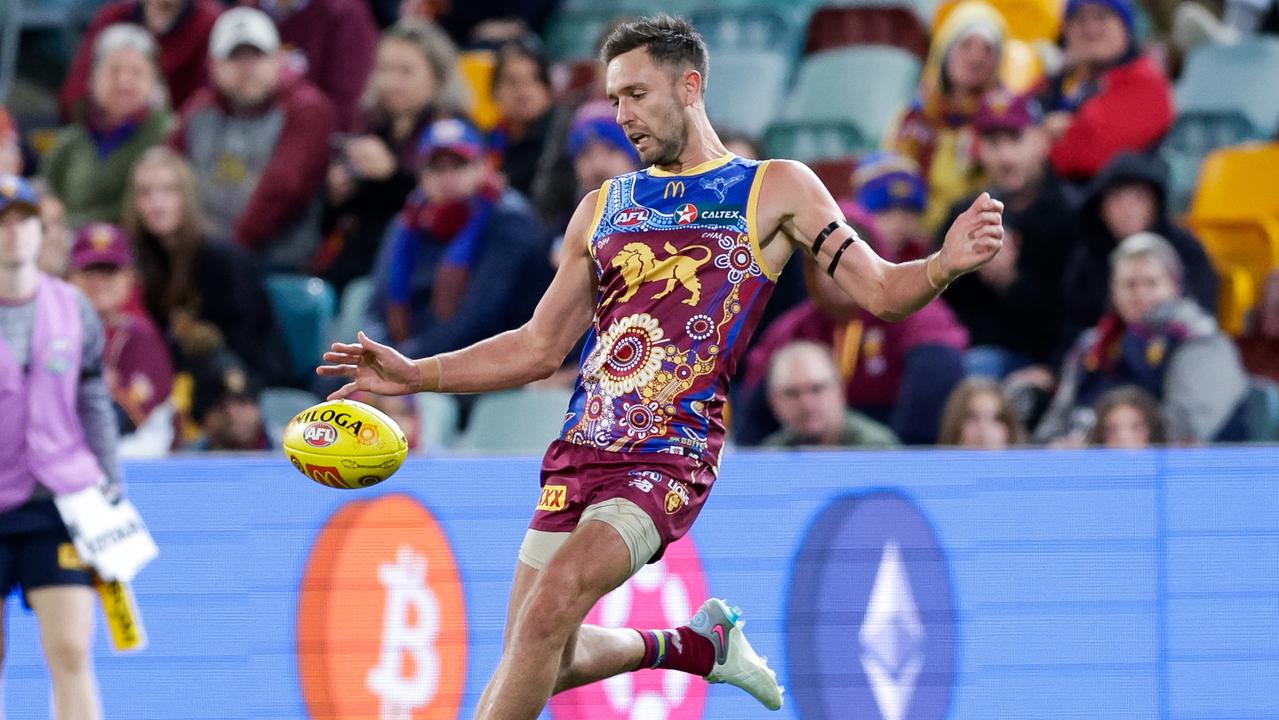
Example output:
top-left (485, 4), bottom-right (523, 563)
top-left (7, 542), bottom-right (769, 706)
top-left (518, 569), bottom-right (590, 645)
top-left (42, 630), bottom-right (93, 676)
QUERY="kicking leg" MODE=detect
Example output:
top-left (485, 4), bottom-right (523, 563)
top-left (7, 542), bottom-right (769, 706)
top-left (28, 585), bottom-right (101, 720)
top-left (474, 520), bottom-right (633, 720)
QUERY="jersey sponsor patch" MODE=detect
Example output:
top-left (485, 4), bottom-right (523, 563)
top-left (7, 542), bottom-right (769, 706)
top-left (537, 484), bottom-right (568, 511)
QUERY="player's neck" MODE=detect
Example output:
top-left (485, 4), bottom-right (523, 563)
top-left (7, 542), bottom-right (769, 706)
top-left (0, 263), bottom-right (38, 302)
top-left (652, 119), bottom-right (728, 175)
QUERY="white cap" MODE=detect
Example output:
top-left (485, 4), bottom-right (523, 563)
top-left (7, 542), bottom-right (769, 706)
top-left (209, 7), bottom-right (280, 60)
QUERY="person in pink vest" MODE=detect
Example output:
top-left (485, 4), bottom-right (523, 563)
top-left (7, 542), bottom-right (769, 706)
top-left (0, 175), bottom-right (120, 720)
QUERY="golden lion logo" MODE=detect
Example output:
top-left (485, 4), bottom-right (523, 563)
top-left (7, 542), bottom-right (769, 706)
top-left (608, 242), bottom-right (713, 307)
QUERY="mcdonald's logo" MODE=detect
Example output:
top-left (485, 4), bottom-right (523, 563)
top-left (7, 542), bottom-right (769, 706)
top-left (663, 181), bottom-right (686, 199)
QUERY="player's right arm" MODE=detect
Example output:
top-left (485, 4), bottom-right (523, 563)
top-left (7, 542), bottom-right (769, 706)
top-left (318, 191), bottom-right (601, 398)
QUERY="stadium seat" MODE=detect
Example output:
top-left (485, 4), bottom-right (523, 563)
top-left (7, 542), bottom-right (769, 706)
top-left (458, 50), bottom-right (500, 131)
top-left (266, 274), bottom-right (338, 387)
top-left (1185, 143), bottom-right (1279, 335)
top-left (704, 50), bottom-right (790, 137)
top-left (690, 6), bottom-right (803, 55)
top-left (1159, 111), bottom-right (1261, 215)
top-left (328, 276), bottom-right (375, 347)
top-left (783, 47), bottom-right (921, 146)
top-left (933, 0), bottom-right (1063, 41)
top-left (0, 2), bottom-right (16, 104)
top-left (544, 9), bottom-right (619, 62)
top-left (456, 389), bottom-right (573, 454)
top-left (763, 120), bottom-right (867, 162)
top-left (1000, 36), bottom-right (1044, 92)
top-left (809, 156), bottom-right (858, 199)
top-left (805, 6), bottom-right (930, 60)
top-left (417, 392), bottom-right (460, 451)
top-left (261, 387), bottom-right (321, 447)
top-left (1176, 38), bottom-right (1279, 139)
top-left (818, 0), bottom-right (942, 24)
top-left (1245, 377), bottom-right (1279, 442)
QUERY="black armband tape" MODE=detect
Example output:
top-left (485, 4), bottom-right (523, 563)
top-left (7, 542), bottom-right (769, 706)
top-left (811, 220), bottom-right (841, 256)
top-left (826, 235), bottom-right (859, 276)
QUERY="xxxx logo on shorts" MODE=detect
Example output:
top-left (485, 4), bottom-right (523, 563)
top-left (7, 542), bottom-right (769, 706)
top-left (550, 538), bottom-right (709, 720)
top-left (299, 495), bottom-right (467, 719)
top-left (538, 485), bottom-right (568, 512)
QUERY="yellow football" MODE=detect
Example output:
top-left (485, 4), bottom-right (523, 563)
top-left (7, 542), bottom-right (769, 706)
top-left (283, 399), bottom-right (409, 489)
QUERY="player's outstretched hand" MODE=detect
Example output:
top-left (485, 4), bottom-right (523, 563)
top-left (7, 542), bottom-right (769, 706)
top-left (938, 192), bottom-right (1005, 281)
top-left (317, 331), bottom-right (421, 400)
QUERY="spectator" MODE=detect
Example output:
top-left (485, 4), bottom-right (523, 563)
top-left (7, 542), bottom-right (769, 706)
top-left (0, 174), bottom-right (118, 720)
top-left (940, 91), bottom-right (1075, 377)
top-left (764, 341), bottom-right (901, 449)
top-left (938, 377), bottom-right (1027, 448)
top-left (246, 0), bottom-right (379, 131)
top-left (1036, 233), bottom-right (1249, 444)
top-left (891, 0), bottom-right (1006, 233)
top-left (60, 0), bottom-right (224, 122)
top-left (317, 18), bottom-right (467, 293)
top-left (1087, 385), bottom-right (1167, 448)
top-left (1039, 0), bottom-right (1175, 181)
top-left (43, 24), bottom-right (172, 229)
top-left (489, 37), bottom-right (555, 197)
top-left (124, 147), bottom-right (291, 389)
top-left (568, 102), bottom-right (641, 198)
top-left (171, 7), bottom-right (335, 272)
top-left (368, 118), bottom-right (553, 359)
top-left (738, 236), bottom-right (968, 445)
top-left (37, 193), bottom-right (73, 279)
top-left (1059, 151), bottom-right (1218, 354)
top-left (188, 350), bottom-right (268, 450)
top-left (68, 224), bottom-right (176, 457)
top-left (719, 130), bottom-right (761, 160)
top-left (1238, 271), bottom-right (1279, 382)
top-left (851, 152), bottom-right (932, 263)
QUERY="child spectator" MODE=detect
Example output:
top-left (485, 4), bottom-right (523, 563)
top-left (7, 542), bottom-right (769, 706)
top-left (938, 377), bottom-right (1027, 448)
top-left (851, 152), bottom-right (933, 263)
top-left (1087, 385), bottom-right (1167, 448)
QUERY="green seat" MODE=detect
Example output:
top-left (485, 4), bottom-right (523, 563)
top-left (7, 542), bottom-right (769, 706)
top-left (764, 120), bottom-right (868, 162)
top-left (457, 389), bottom-right (574, 455)
top-left (1245, 377), bottom-right (1279, 442)
top-left (1159, 111), bottom-right (1262, 215)
top-left (690, 7), bottom-right (802, 55)
top-left (265, 274), bottom-right (337, 387)
top-left (260, 387), bottom-right (321, 447)
top-left (544, 9), bottom-right (620, 62)
top-left (1177, 38), bottom-right (1279, 137)
top-left (416, 393), bottom-right (460, 451)
top-left (705, 50), bottom-right (791, 137)
top-left (327, 276), bottom-right (375, 346)
top-left (784, 46), bottom-right (921, 146)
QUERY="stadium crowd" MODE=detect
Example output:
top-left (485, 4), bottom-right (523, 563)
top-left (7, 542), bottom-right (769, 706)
top-left (2, 0), bottom-right (1277, 455)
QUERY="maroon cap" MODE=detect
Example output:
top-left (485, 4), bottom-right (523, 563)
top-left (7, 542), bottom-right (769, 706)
top-left (71, 223), bottom-right (133, 270)
top-left (973, 90), bottom-right (1044, 134)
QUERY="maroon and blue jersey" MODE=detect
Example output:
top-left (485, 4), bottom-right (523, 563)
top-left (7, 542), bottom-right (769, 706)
top-left (560, 154), bottom-right (779, 470)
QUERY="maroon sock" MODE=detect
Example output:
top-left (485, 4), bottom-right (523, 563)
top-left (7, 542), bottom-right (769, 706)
top-left (634, 626), bottom-right (715, 676)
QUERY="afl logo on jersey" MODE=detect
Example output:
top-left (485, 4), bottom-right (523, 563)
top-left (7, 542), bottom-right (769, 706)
top-left (613, 207), bottom-right (649, 227)
top-left (676, 203), bottom-right (699, 225)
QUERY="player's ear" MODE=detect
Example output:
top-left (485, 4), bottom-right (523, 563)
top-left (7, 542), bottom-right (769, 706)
top-left (681, 68), bottom-right (703, 105)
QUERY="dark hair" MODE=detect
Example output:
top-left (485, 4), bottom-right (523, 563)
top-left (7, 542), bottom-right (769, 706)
top-left (491, 36), bottom-right (551, 95)
top-left (938, 377), bottom-right (1028, 447)
top-left (1087, 385), bottom-right (1167, 446)
top-left (599, 15), bottom-right (709, 91)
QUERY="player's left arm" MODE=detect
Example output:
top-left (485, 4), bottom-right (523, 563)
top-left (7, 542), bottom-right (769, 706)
top-left (756, 160), bottom-right (1004, 320)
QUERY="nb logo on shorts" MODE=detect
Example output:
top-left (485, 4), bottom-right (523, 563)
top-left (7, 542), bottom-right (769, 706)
top-left (538, 485), bottom-right (568, 512)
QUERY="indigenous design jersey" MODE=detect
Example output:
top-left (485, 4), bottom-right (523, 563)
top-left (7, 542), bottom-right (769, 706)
top-left (560, 154), bottom-right (778, 469)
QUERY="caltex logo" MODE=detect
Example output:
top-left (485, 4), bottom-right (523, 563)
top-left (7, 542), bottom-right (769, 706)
top-left (675, 204), bottom-right (698, 225)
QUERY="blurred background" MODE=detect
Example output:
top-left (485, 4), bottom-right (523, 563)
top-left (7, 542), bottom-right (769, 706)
top-left (1, 0), bottom-right (1277, 716)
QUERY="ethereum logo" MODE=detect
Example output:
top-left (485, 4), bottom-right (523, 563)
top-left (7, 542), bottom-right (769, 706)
top-left (859, 541), bottom-right (925, 720)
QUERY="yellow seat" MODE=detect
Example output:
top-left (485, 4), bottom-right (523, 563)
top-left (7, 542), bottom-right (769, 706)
top-left (934, 0), bottom-right (1064, 42)
top-left (458, 50), bottom-right (500, 131)
top-left (1185, 142), bottom-right (1279, 334)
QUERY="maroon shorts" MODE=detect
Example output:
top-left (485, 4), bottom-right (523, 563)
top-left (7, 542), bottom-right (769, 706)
top-left (530, 440), bottom-right (716, 562)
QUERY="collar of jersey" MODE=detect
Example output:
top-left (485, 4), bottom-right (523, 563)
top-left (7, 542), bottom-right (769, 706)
top-left (647, 153), bottom-right (735, 177)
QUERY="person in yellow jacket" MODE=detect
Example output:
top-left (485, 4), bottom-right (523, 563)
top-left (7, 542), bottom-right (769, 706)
top-left (890, 0), bottom-right (1008, 235)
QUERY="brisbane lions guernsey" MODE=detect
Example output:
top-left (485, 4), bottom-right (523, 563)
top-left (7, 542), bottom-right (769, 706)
top-left (560, 154), bottom-right (779, 469)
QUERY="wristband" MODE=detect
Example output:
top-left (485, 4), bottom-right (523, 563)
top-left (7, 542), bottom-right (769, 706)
top-left (926, 253), bottom-right (950, 290)
top-left (416, 356), bottom-right (442, 393)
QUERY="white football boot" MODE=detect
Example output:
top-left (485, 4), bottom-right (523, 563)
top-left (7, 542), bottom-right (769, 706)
top-left (688, 597), bottom-right (784, 711)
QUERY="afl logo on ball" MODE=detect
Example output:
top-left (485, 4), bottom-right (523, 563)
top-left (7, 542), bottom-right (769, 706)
top-left (614, 207), bottom-right (650, 227)
top-left (787, 491), bottom-right (956, 720)
top-left (303, 423), bottom-right (338, 448)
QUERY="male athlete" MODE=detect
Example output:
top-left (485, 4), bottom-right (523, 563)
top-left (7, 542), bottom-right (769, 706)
top-left (319, 16), bottom-right (1004, 719)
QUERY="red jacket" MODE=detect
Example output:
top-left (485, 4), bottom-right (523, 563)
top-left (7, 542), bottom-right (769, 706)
top-left (59, 0), bottom-right (223, 122)
top-left (249, 0), bottom-right (379, 132)
top-left (1049, 55), bottom-right (1175, 180)
top-left (169, 71), bottom-right (336, 251)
